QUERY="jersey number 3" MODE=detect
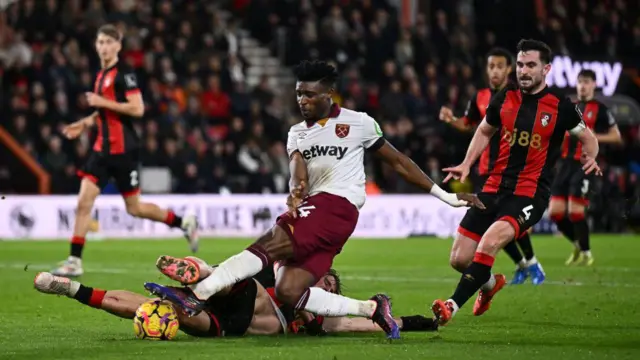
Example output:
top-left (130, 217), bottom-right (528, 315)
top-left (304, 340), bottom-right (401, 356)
top-left (130, 170), bottom-right (139, 187)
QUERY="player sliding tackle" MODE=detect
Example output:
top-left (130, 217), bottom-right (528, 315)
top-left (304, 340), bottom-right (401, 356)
top-left (431, 39), bottom-right (601, 326)
top-left (34, 257), bottom-right (438, 337)
top-left (149, 60), bottom-right (483, 340)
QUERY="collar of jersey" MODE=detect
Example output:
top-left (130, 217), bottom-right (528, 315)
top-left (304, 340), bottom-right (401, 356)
top-left (305, 104), bottom-right (341, 128)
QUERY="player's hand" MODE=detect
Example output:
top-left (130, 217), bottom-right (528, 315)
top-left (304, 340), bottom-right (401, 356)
top-left (439, 106), bottom-right (455, 123)
top-left (62, 121), bottom-right (86, 139)
top-left (456, 193), bottom-right (485, 209)
top-left (442, 164), bottom-right (471, 184)
top-left (580, 154), bottom-right (603, 176)
top-left (85, 92), bottom-right (107, 108)
top-left (287, 180), bottom-right (307, 218)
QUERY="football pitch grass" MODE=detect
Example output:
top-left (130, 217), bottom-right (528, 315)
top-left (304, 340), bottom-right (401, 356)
top-left (1, 235), bottom-right (639, 360)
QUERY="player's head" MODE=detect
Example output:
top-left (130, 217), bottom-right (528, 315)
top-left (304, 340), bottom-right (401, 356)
top-left (95, 24), bottom-right (122, 63)
top-left (294, 60), bottom-right (339, 122)
top-left (515, 39), bottom-right (552, 93)
top-left (485, 48), bottom-right (512, 89)
top-left (315, 268), bottom-right (342, 294)
top-left (576, 69), bottom-right (597, 101)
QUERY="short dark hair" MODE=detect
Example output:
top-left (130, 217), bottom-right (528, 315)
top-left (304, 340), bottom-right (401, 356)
top-left (97, 24), bottom-right (122, 41)
top-left (294, 60), bottom-right (339, 88)
top-left (516, 39), bottom-right (553, 64)
top-left (327, 268), bottom-right (342, 295)
top-left (578, 69), bottom-right (597, 81)
top-left (487, 47), bottom-right (513, 66)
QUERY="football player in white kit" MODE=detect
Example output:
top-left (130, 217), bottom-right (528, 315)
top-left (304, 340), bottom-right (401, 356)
top-left (150, 60), bottom-right (484, 340)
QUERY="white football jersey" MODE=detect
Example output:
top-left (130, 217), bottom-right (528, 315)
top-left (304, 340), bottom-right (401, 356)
top-left (286, 106), bottom-right (383, 209)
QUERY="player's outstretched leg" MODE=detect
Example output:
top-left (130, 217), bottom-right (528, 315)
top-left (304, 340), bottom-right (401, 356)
top-left (52, 178), bottom-right (101, 277)
top-left (124, 194), bottom-right (199, 253)
top-left (432, 220), bottom-right (513, 326)
top-left (568, 200), bottom-right (593, 266)
top-left (517, 230), bottom-right (546, 285)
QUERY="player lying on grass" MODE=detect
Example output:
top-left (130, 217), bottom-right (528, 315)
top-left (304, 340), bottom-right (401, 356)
top-left (34, 257), bottom-right (437, 337)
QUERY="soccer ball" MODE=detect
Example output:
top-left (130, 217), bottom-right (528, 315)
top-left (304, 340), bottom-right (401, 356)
top-left (133, 300), bottom-right (179, 340)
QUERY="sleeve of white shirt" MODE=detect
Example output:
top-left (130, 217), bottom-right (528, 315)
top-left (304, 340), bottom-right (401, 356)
top-left (361, 114), bottom-right (384, 149)
top-left (286, 128), bottom-right (299, 158)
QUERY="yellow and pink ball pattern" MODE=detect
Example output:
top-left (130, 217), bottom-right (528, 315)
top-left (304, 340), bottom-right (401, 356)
top-left (133, 300), bottom-right (179, 340)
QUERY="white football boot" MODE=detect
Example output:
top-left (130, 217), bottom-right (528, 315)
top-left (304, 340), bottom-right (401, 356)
top-left (51, 256), bottom-right (84, 277)
top-left (34, 272), bottom-right (74, 296)
top-left (181, 214), bottom-right (200, 253)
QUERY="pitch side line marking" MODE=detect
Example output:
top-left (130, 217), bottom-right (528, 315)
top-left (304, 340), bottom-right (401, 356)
top-left (3, 263), bottom-right (639, 288)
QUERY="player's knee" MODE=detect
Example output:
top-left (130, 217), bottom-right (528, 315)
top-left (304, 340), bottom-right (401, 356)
top-left (125, 203), bottom-right (142, 217)
top-left (255, 225), bottom-right (294, 261)
top-left (274, 282), bottom-right (305, 306)
top-left (449, 254), bottom-right (470, 272)
top-left (568, 202), bottom-right (586, 217)
top-left (548, 200), bottom-right (566, 217)
top-left (481, 222), bottom-right (515, 252)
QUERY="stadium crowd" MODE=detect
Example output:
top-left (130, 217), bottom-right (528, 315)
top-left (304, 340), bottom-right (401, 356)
top-left (1, 0), bottom-right (638, 225)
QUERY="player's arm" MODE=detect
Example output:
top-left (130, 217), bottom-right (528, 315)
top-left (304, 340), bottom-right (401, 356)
top-left (81, 111), bottom-right (99, 127)
top-left (87, 71), bottom-right (144, 117)
top-left (364, 115), bottom-right (479, 207)
top-left (564, 101), bottom-right (601, 174)
top-left (440, 94), bottom-right (479, 133)
top-left (594, 107), bottom-right (623, 145)
top-left (286, 129), bottom-right (309, 214)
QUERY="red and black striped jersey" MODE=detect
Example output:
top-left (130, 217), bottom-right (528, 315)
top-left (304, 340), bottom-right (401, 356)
top-left (92, 62), bottom-right (141, 155)
top-left (561, 99), bottom-right (616, 161)
top-left (482, 84), bottom-right (584, 200)
top-left (462, 87), bottom-right (498, 176)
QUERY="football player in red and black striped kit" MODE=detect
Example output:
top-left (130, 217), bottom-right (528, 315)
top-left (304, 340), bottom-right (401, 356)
top-left (440, 48), bottom-right (545, 285)
top-left (431, 39), bottom-right (601, 326)
top-left (549, 69), bottom-right (622, 266)
top-left (52, 25), bottom-right (199, 277)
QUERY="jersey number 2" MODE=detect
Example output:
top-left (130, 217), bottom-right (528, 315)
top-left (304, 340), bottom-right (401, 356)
top-left (130, 170), bottom-right (139, 187)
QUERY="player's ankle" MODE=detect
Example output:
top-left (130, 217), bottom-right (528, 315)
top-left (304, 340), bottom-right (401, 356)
top-left (582, 250), bottom-right (592, 257)
top-left (526, 256), bottom-right (538, 266)
top-left (517, 259), bottom-right (527, 269)
top-left (445, 299), bottom-right (459, 316)
top-left (364, 299), bottom-right (378, 318)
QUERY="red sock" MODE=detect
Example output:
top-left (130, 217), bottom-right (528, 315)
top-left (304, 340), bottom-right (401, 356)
top-left (74, 285), bottom-right (106, 309)
top-left (164, 211), bottom-right (182, 228)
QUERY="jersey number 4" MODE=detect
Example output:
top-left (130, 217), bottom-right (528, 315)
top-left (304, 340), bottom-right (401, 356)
top-left (297, 205), bottom-right (316, 218)
top-left (521, 205), bottom-right (534, 221)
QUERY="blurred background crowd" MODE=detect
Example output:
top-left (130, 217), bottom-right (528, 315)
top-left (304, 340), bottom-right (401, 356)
top-left (1, 0), bottom-right (639, 231)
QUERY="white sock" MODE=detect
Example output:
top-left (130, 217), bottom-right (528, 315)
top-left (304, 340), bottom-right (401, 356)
top-left (517, 259), bottom-right (527, 269)
top-left (480, 273), bottom-right (496, 292)
top-left (67, 280), bottom-right (81, 297)
top-left (582, 250), bottom-right (592, 257)
top-left (301, 287), bottom-right (376, 317)
top-left (526, 256), bottom-right (538, 266)
top-left (190, 250), bottom-right (264, 299)
top-left (445, 299), bottom-right (459, 316)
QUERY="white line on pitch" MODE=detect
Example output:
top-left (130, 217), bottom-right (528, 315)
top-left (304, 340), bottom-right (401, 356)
top-left (3, 263), bottom-right (639, 288)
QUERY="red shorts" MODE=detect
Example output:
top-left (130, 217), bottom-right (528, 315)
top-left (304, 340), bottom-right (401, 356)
top-left (276, 192), bottom-right (359, 280)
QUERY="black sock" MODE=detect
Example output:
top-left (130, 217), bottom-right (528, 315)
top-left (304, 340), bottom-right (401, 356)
top-left (451, 261), bottom-right (492, 308)
top-left (516, 232), bottom-right (535, 261)
top-left (502, 241), bottom-right (524, 265)
top-left (572, 217), bottom-right (590, 251)
top-left (74, 284), bottom-right (94, 304)
top-left (70, 243), bottom-right (84, 258)
top-left (400, 315), bottom-right (438, 331)
top-left (553, 216), bottom-right (575, 243)
top-left (170, 215), bottom-right (183, 228)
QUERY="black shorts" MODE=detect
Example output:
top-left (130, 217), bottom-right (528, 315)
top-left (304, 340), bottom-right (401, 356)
top-left (79, 151), bottom-right (140, 196)
top-left (550, 159), bottom-right (592, 204)
top-left (473, 174), bottom-right (488, 194)
top-left (459, 192), bottom-right (546, 241)
top-left (180, 279), bottom-right (258, 338)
